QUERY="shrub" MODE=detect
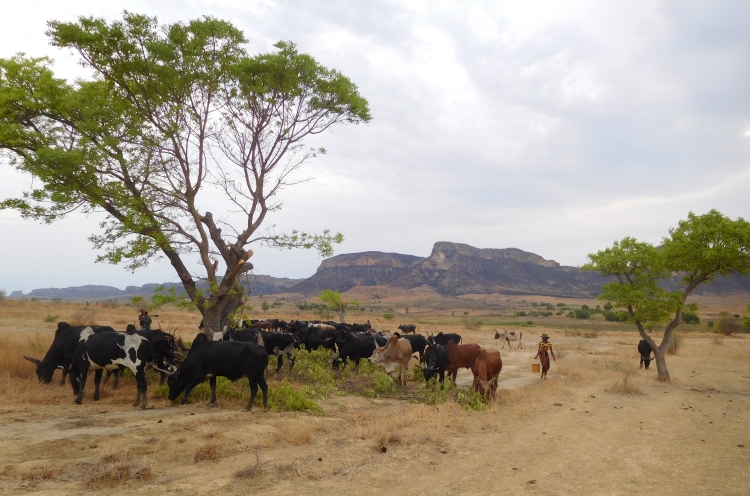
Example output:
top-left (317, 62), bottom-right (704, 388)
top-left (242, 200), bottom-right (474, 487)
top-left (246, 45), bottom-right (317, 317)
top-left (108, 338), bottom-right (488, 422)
top-left (264, 381), bottom-right (326, 415)
top-left (682, 313), bottom-right (700, 325)
top-left (667, 332), bottom-right (683, 355)
top-left (717, 316), bottom-right (741, 335)
top-left (287, 347), bottom-right (336, 398)
top-left (707, 321), bottom-right (714, 330)
top-left (556, 303), bottom-right (565, 307)
top-left (567, 311), bottom-right (575, 318)
top-left (516, 311), bottom-right (527, 317)
top-left (574, 309), bottom-right (591, 319)
top-left (581, 304), bottom-right (590, 311)
top-left (43, 314), bottom-right (60, 323)
top-left (0, 288), bottom-right (6, 301)
top-left (526, 321), bottom-right (533, 325)
top-left (154, 376), bottom-right (244, 402)
top-left (603, 311), bottom-right (620, 322)
top-left (383, 313), bottom-right (395, 320)
top-left (582, 330), bottom-right (598, 338)
top-left (456, 388), bottom-right (487, 411)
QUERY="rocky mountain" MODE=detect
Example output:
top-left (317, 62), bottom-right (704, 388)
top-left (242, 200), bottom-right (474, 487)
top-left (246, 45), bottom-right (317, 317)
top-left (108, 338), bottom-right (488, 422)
top-left (288, 252), bottom-right (423, 294)
top-left (10, 274), bottom-right (302, 300)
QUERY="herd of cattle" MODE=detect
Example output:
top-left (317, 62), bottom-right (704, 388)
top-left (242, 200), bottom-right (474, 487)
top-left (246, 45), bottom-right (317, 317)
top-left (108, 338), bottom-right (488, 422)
top-left (21, 319), bottom-right (659, 411)
top-left (21, 319), bottom-right (514, 410)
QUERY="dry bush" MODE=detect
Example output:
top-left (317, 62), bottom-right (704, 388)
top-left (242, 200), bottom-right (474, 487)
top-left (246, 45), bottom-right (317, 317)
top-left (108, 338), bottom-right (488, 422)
top-left (193, 442), bottom-right (222, 463)
top-left (20, 463), bottom-right (60, 483)
top-left (78, 456), bottom-right (152, 488)
top-left (557, 364), bottom-right (595, 383)
top-left (0, 331), bottom-right (54, 380)
top-left (68, 309), bottom-right (97, 327)
top-left (236, 450), bottom-right (264, 480)
top-left (200, 422), bottom-right (218, 439)
top-left (609, 373), bottom-right (644, 395)
top-left (713, 336), bottom-right (724, 346)
top-left (667, 332), bottom-right (683, 355)
top-left (278, 422), bottom-right (313, 445)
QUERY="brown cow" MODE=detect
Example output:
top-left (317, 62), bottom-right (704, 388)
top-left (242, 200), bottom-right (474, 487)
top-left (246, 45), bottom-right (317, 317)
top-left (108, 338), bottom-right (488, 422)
top-left (249, 321), bottom-right (274, 331)
top-left (445, 341), bottom-right (482, 384)
top-left (369, 335), bottom-right (413, 385)
top-left (471, 349), bottom-right (502, 403)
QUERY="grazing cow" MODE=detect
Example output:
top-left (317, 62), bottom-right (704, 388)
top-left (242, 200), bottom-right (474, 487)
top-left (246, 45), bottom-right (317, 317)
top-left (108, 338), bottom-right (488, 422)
top-left (226, 329), bottom-right (295, 373)
top-left (471, 349), bottom-right (502, 403)
top-left (333, 333), bottom-right (387, 370)
top-left (394, 332), bottom-right (429, 361)
top-left (417, 341), bottom-right (449, 388)
top-left (369, 336), bottom-right (413, 385)
top-left (397, 324), bottom-right (417, 334)
top-left (159, 333), bottom-right (268, 411)
top-left (444, 341), bottom-right (482, 383)
top-left (638, 339), bottom-right (654, 369)
top-left (494, 329), bottom-right (523, 349)
top-left (70, 327), bottom-right (151, 408)
top-left (104, 326), bottom-right (176, 386)
top-left (23, 322), bottom-right (117, 385)
top-left (429, 332), bottom-right (462, 346)
top-left (294, 326), bottom-right (335, 352)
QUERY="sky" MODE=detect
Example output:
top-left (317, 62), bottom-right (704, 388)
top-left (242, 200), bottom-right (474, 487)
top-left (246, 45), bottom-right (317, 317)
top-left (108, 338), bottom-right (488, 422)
top-left (1, 0), bottom-right (749, 293)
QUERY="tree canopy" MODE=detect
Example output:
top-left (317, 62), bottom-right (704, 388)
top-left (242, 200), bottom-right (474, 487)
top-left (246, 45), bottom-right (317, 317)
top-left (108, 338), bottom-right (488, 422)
top-left (583, 210), bottom-right (750, 380)
top-left (318, 289), bottom-right (360, 323)
top-left (0, 13), bottom-right (370, 332)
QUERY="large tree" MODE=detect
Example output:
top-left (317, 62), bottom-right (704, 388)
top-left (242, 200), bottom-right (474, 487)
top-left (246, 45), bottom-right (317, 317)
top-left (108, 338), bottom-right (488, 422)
top-left (0, 13), bottom-right (370, 334)
top-left (583, 210), bottom-right (750, 381)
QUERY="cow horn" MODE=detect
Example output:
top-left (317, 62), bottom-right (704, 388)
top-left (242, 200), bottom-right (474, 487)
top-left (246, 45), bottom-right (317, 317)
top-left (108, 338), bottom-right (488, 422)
top-left (155, 367), bottom-right (175, 377)
top-left (221, 325), bottom-right (229, 336)
top-left (23, 355), bottom-right (42, 366)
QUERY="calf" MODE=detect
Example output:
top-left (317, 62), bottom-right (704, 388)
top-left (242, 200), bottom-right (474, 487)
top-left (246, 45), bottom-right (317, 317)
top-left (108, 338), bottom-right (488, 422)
top-left (397, 324), bottom-right (417, 334)
top-left (471, 349), bottom-right (502, 403)
top-left (159, 333), bottom-right (269, 411)
top-left (638, 339), bottom-right (654, 369)
top-left (494, 329), bottom-right (522, 349)
top-left (417, 341), bottom-right (449, 388)
top-left (445, 341), bottom-right (482, 384)
top-left (369, 336), bottom-right (413, 386)
top-left (70, 328), bottom-right (151, 408)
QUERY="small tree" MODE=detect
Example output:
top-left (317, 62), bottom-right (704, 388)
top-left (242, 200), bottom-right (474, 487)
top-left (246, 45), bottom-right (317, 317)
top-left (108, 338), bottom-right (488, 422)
top-left (0, 288), bottom-right (6, 301)
top-left (584, 210), bottom-right (750, 381)
top-left (261, 300), bottom-right (270, 313)
top-left (318, 289), bottom-right (360, 323)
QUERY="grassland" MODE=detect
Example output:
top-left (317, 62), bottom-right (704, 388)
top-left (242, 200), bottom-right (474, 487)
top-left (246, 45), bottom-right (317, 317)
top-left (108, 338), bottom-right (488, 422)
top-left (0, 293), bottom-right (748, 495)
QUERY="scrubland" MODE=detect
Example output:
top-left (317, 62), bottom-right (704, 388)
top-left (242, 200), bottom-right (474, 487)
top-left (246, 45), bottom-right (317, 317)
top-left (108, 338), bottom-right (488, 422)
top-left (0, 295), bottom-right (748, 495)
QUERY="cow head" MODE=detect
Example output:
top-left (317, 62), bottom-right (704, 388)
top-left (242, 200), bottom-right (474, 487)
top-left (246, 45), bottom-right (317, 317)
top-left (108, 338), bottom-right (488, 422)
top-left (155, 364), bottom-right (185, 401)
top-left (494, 330), bottom-right (501, 340)
top-left (473, 376), bottom-right (494, 402)
top-left (23, 355), bottom-right (51, 383)
top-left (642, 355), bottom-right (652, 369)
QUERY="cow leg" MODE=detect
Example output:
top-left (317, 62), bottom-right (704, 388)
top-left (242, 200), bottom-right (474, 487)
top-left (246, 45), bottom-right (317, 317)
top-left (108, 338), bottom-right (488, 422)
top-left (75, 362), bottom-right (89, 405)
top-left (353, 358), bottom-right (361, 372)
top-left (180, 379), bottom-right (202, 405)
top-left (287, 353), bottom-right (295, 370)
top-left (518, 340), bottom-right (522, 349)
top-left (208, 376), bottom-right (218, 407)
top-left (275, 355), bottom-right (283, 374)
top-left (112, 368), bottom-right (122, 389)
top-left (59, 369), bottom-right (67, 387)
top-left (438, 371), bottom-right (445, 390)
top-left (639, 356), bottom-right (644, 369)
top-left (93, 369), bottom-right (103, 401)
top-left (244, 375), bottom-right (269, 412)
top-left (134, 368), bottom-right (148, 409)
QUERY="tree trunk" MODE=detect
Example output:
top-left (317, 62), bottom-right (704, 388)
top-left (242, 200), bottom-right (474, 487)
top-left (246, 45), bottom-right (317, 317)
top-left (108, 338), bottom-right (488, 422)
top-left (653, 348), bottom-right (670, 381)
top-left (337, 310), bottom-right (345, 323)
top-left (198, 282), bottom-right (245, 337)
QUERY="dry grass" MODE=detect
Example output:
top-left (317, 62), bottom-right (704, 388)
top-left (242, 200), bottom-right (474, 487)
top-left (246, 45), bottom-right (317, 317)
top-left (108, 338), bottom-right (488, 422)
top-left (668, 331), bottom-right (684, 355)
top-left (713, 336), bottom-right (724, 346)
top-left (78, 456), bottom-right (152, 488)
top-left (20, 463), bottom-right (60, 483)
top-left (235, 450), bottom-right (264, 480)
top-left (193, 442), bottom-right (222, 463)
top-left (609, 373), bottom-right (644, 395)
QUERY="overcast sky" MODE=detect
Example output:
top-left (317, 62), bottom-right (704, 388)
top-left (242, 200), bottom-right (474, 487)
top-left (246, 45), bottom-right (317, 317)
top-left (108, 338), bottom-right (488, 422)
top-left (1, 1), bottom-right (749, 293)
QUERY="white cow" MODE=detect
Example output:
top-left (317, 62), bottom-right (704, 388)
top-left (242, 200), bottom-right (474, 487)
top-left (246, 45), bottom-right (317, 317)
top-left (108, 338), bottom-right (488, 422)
top-left (494, 329), bottom-right (523, 349)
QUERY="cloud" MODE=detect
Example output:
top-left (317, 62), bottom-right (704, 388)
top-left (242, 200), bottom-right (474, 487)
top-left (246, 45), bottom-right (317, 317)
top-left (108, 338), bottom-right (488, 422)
top-left (1, 0), bottom-right (748, 292)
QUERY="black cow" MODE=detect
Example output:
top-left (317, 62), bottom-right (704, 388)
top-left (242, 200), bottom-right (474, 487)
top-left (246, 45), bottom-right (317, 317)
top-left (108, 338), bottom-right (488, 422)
top-left (398, 324), bottom-right (417, 334)
top-left (638, 339), bottom-right (654, 369)
top-left (24, 322), bottom-right (117, 385)
top-left (394, 332), bottom-right (429, 361)
top-left (70, 328), bottom-right (151, 408)
top-left (417, 341), bottom-right (449, 388)
top-left (294, 326), bottom-right (335, 352)
top-left (333, 333), bottom-right (387, 370)
top-left (225, 329), bottom-right (295, 373)
top-left (160, 333), bottom-right (269, 411)
top-left (430, 332), bottom-right (462, 346)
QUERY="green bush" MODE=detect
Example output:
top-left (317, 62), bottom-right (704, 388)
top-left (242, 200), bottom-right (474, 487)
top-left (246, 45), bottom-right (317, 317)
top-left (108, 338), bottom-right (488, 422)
top-left (286, 347), bottom-right (337, 398)
top-left (262, 380), bottom-right (326, 415)
top-left (682, 313), bottom-right (700, 325)
top-left (383, 313), bottom-right (395, 320)
top-left (574, 309), bottom-right (591, 319)
top-left (43, 314), bottom-right (60, 323)
top-left (154, 376), bottom-right (244, 402)
top-left (456, 388), bottom-right (487, 411)
top-left (516, 311), bottom-right (527, 317)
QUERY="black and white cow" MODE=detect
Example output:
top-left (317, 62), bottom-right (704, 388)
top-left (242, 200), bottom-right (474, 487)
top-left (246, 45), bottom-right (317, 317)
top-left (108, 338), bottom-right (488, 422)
top-left (70, 327), bottom-right (151, 408)
top-left (159, 333), bottom-right (269, 412)
top-left (417, 340), bottom-right (449, 388)
top-left (638, 339), bottom-right (654, 369)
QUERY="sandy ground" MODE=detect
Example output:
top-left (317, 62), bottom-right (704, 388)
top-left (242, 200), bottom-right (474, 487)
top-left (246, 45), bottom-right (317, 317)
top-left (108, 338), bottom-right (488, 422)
top-left (1, 323), bottom-right (749, 496)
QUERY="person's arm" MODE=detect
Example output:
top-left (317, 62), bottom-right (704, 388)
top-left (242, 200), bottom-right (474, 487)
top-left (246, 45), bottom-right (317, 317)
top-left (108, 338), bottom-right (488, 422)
top-left (550, 344), bottom-right (556, 361)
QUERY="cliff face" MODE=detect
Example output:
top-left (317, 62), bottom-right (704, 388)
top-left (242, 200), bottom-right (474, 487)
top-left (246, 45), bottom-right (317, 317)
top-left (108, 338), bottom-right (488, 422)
top-left (288, 252), bottom-right (424, 294)
top-left (394, 242), bottom-right (603, 297)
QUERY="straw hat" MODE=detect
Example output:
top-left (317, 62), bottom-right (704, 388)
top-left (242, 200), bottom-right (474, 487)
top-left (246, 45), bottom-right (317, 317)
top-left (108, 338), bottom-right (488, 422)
top-left (540, 333), bottom-right (550, 339)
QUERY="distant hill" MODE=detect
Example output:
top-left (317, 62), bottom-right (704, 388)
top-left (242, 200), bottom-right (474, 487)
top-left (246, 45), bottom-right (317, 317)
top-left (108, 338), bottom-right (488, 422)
top-left (11, 241), bottom-right (750, 300)
top-left (9, 274), bottom-right (303, 300)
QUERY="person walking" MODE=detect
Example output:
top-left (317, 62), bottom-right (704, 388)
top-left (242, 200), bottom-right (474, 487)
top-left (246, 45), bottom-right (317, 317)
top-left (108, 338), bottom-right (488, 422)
top-left (533, 333), bottom-right (555, 379)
